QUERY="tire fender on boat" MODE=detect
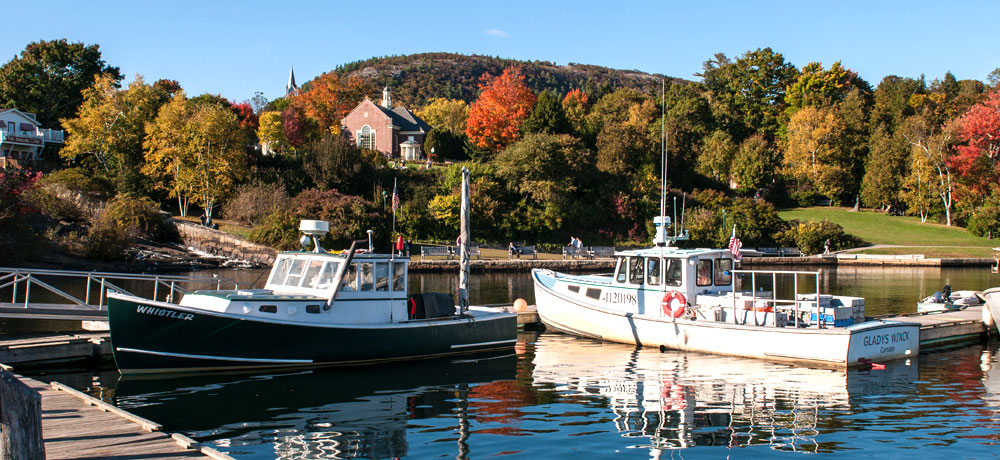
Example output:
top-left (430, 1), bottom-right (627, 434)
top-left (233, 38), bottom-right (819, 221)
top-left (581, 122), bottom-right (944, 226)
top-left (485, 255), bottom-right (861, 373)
top-left (661, 291), bottom-right (687, 318)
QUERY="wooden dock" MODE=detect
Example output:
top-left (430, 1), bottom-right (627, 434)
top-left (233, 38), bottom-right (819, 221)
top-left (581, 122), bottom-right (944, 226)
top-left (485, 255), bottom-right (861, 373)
top-left (0, 333), bottom-right (110, 367)
top-left (8, 371), bottom-right (232, 460)
top-left (888, 305), bottom-right (988, 349)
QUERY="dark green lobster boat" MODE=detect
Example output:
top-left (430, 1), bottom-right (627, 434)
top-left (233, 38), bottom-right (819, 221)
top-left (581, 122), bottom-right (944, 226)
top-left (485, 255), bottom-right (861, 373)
top-left (108, 220), bottom-right (517, 375)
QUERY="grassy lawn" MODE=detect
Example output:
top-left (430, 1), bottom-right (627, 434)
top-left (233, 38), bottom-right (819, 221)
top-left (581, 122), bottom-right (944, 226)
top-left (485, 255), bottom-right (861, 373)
top-left (778, 207), bottom-right (998, 257)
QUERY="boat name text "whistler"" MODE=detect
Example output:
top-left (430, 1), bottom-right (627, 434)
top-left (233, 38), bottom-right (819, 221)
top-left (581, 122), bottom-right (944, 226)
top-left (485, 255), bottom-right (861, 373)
top-left (600, 291), bottom-right (637, 306)
top-left (136, 305), bottom-right (194, 321)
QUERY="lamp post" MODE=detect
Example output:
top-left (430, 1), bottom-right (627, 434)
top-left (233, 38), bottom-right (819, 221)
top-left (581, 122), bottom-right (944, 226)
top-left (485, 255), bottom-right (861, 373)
top-left (366, 230), bottom-right (373, 252)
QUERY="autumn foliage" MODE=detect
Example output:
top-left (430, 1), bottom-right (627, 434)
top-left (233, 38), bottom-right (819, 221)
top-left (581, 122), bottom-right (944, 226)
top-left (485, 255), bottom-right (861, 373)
top-left (952, 90), bottom-right (1000, 187)
top-left (465, 67), bottom-right (537, 153)
top-left (296, 72), bottom-right (366, 132)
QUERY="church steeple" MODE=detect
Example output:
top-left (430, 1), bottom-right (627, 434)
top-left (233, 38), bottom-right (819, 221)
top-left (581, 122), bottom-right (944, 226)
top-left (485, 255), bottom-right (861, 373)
top-left (286, 66), bottom-right (299, 96)
top-left (381, 86), bottom-right (393, 109)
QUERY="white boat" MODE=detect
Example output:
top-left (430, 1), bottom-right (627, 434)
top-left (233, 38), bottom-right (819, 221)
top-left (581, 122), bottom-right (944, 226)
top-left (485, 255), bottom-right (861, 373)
top-left (108, 220), bottom-right (516, 374)
top-left (532, 218), bottom-right (920, 367)
top-left (916, 288), bottom-right (983, 314)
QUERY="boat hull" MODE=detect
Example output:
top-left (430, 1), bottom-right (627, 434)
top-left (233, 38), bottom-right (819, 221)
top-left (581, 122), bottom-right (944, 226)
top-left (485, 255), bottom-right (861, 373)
top-left (108, 294), bottom-right (517, 374)
top-left (532, 269), bottom-right (919, 367)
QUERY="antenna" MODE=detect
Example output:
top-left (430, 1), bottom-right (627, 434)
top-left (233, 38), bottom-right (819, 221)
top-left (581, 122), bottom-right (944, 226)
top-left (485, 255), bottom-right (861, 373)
top-left (660, 78), bottom-right (666, 221)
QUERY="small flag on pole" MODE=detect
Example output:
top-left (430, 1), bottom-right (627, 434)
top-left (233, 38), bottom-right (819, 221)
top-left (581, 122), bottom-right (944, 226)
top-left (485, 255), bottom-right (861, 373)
top-left (391, 179), bottom-right (400, 211)
top-left (728, 224), bottom-right (742, 260)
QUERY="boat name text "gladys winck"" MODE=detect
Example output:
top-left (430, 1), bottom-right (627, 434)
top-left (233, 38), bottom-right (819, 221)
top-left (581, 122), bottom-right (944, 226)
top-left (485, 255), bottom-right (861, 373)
top-left (137, 305), bottom-right (194, 321)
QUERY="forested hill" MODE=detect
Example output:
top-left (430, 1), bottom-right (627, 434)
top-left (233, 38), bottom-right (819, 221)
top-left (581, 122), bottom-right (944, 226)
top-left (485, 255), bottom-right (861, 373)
top-left (309, 52), bottom-right (689, 107)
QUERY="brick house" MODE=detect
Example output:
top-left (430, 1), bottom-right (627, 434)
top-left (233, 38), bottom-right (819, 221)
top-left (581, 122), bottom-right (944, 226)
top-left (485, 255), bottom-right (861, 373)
top-left (0, 108), bottom-right (64, 169)
top-left (340, 87), bottom-right (431, 160)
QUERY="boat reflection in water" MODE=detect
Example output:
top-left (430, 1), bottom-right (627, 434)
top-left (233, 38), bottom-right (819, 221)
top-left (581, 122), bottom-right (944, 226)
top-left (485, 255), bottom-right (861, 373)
top-left (530, 333), bottom-right (919, 454)
top-left (115, 351), bottom-right (517, 459)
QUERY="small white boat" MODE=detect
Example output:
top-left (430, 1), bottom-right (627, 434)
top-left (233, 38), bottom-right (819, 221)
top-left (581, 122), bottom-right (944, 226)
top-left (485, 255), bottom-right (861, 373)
top-left (916, 288), bottom-right (983, 314)
top-left (532, 218), bottom-right (920, 368)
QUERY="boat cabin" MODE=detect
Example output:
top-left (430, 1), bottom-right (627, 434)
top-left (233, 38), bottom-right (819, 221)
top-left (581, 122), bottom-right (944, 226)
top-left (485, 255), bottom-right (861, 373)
top-left (611, 247), bottom-right (737, 312)
top-left (180, 250), bottom-right (415, 325)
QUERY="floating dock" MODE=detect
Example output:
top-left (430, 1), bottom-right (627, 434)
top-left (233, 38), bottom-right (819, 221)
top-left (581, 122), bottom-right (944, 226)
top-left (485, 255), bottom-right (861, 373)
top-left (5, 371), bottom-right (231, 460)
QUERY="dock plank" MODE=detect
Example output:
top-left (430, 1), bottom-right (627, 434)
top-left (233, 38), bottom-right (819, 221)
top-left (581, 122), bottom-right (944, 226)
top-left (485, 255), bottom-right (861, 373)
top-left (12, 375), bottom-right (213, 460)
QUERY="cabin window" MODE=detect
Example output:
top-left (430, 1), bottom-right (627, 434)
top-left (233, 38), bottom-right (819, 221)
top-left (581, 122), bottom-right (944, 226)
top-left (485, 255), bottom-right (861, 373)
top-left (259, 305), bottom-right (277, 313)
top-left (585, 287), bottom-right (602, 299)
top-left (268, 257), bottom-right (291, 285)
top-left (696, 259), bottom-right (713, 286)
top-left (629, 257), bottom-right (645, 285)
top-left (647, 258), bottom-right (661, 286)
top-left (315, 261), bottom-right (338, 289)
top-left (567, 285), bottom-right (580, 293)
top-left (341, 263), bottom-right (358, 292)
top-left (615, 259), bottom-right (627, 283)
top-left (392, 262), bottom-right (406, 291)
top-left (359, 262), bottom-right (374, 291)
top-left (715, 258), bottom-right (733, 286)
top-left (284, 259), bottom-right (307, 286)
top-left (375, 262), bottom-right (389, 291)
top-left (305, 304), bottom-right (321, 314)
top-left (302, 259), bottom-right (325, 288)
top-left (665, 258), bottom-right (683, 287)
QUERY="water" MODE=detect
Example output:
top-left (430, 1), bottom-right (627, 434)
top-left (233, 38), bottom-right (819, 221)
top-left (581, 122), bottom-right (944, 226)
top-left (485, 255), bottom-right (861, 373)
top-left (13, 265), bottom-right (1000, 458)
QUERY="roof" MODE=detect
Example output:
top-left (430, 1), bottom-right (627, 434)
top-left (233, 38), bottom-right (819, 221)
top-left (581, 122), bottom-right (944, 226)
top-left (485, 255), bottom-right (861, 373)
top-left (378, 105), bottom-right (431, 133)
top-left (617, 246), bottom-right (731, 258)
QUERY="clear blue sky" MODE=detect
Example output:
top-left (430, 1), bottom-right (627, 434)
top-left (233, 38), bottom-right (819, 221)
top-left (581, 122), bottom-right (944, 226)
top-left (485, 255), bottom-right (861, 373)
top-left (5, 1), bottom-right (998, 104)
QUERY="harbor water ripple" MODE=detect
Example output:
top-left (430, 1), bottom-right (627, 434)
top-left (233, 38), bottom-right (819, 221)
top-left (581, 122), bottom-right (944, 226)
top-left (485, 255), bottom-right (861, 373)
top-left (14, 265), bottom-right (1000, 458)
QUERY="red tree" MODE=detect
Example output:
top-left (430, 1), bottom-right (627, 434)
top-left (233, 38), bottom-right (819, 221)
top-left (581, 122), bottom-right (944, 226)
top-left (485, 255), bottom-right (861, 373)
top-left (296, 73), bottom-right (366, 131)
top-left (230, 102), bottom-right (259, 131)
top-left (952, 90), bottom-right (1000, 193)
top-left (465, 67), bottom-right (537, 153)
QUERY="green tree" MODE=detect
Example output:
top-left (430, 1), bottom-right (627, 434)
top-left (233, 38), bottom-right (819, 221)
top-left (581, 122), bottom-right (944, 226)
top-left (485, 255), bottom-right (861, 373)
top-left (700, 48), bottom-right (798, 140)
top-left (61, 74), bottom-right (168, 195)
top-left (900, 116), bottom-right (954, 225)
top-left (423, 129), bottom-right (466, 161)
top-left (662, 82), bottom-right (712, 187)
top-left (697, 130), bottom-right (736, 183)
top-left (860, 127), bottom-right (908, 210)
top-left (0, 39), bottom-right (121, 129)
top-left (521, 90), bottom-right (570, 135)
top-left (493, 133), bottom-right (597, 237)
top-left (785, 61), bottom-right (870, 109)
top-left (731, 134), bottom-right (779, 192)
top-left (301, 133), bottom-right (375, 195)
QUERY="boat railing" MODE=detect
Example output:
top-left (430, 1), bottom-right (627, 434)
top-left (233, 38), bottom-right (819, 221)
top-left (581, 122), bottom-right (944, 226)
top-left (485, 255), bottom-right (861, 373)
top-left (729, 269), bottom-right (822, 328)
top-left (0, 267), bottom-right (249, 312)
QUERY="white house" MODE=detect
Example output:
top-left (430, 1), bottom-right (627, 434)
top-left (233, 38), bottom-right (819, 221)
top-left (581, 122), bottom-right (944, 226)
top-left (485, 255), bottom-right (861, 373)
top-left (0, 108), bottom-right (64, 169)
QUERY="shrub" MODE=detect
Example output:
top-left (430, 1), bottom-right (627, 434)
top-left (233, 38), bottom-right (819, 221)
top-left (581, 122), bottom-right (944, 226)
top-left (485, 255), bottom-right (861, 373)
top-left (22, 183), bottom-right (84, 222)
top-left (42, 167), bottom-right (113, 195)
top-left (85, 212), bottom-right (131, 260)
top-left (250, 189), bottom-right (384, 250)
top-left (775, 219), bottom-right (864, 255)
top-left (103, 194), bottom-right (170, 241)
top-left (222, 180), bottom-right (289, 225)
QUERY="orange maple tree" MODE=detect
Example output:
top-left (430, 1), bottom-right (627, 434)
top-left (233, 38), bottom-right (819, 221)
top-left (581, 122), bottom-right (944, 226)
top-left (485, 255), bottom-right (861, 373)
top-left (296, 72), bottom-right (367, 132)
top-left (465, 66), bottom-right (537, 153)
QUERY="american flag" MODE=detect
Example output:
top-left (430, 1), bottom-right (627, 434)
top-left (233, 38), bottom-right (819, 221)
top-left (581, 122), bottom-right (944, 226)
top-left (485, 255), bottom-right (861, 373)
top-left (728, 224), bottom-right (742, 260)
top-left (391, 180), bottom-right (400, 211)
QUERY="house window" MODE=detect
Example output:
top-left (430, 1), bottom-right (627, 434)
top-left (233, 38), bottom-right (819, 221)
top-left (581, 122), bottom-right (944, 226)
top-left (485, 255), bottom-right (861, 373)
top-left (358, 125), bottom-right (376, 150)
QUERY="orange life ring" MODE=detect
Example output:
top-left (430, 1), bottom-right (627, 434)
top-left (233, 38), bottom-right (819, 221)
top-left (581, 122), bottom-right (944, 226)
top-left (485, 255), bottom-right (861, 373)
top-left (661, 291), bottom-right (687, 318)
top-left (744, 302), bottom-right (774, 313)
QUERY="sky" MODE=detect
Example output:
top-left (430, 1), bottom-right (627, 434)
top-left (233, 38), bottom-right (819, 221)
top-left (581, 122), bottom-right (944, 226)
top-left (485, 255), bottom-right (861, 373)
top-left (4, 1), bottom-right (999, 104)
